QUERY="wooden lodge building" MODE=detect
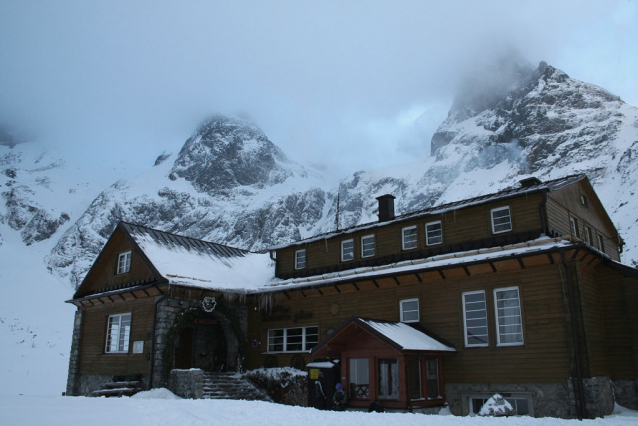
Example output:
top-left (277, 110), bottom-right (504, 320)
top-left (65, 174), bottom-right (638, 418)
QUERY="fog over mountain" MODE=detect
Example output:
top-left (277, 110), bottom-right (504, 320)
top-left (1, 61), bottom-right (628, 291)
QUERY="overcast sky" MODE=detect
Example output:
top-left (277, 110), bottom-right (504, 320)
top-left (1, 1), bottom-right (636, 182)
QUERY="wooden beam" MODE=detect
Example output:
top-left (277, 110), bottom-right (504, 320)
top-left (438, 270), bottom-right (446, 280)
top-left (334, 285), bottom-right (341, 294)
top-left (517, 258), bottom-right (526, 269)
top-left (372, 280), bottom-right (380, 288)
top-left (547, 253), bottom-right (555, 264)
top-left (283, 291), bottom-right (291, 300)
top-left (118, 294), bottom-right (126, 301)
top-left (414, 274), bottom-right (422, 283)
top-left (570, 248), bottom-right (581, 260)
top-left (587, 256), bottom-right (598, 267)
top-left (463, 266), bottom-right (471, 276)
top-left (301, 290), bottom-right (307, 298)
top-left (352, 282), bottom-right (360, 291)
top-left (107, 296), bottom-right (115, 303)
top-left (488, 261), bottom-right (497, 273)
top-left (142, 289), bottom-right (151, 297)
top-left (393, 277), bottom-right (401, 286)
top-left (316, 288), bottom-right (324, 296)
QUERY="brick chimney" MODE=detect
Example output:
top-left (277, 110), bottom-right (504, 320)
top-left (376, 194), bottom-right (396, 222)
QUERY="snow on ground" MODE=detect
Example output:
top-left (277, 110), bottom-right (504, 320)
top-left (0, 226), bottom-right (75, 396)
top-left (1, 394), bottom-right (637, 426)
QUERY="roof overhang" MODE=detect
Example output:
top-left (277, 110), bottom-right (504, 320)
top-left (311, 316), bottom-right (456, 358)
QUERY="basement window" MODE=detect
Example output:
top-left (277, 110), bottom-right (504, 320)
top-left (105, 313), bottom-right (131, 353)
top-left (402, 226), bottom-right (418, 250)
top-left (117, 251), bottom-right (131, 274)
top-left (295, 249), bottom-right (306, 269)
top-left (491, 206), bottom-right (512, 234)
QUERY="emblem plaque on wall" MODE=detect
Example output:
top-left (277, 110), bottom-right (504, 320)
top-left (202, 296), bottom-right (217, 312)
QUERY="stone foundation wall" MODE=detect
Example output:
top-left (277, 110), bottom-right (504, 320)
top-left (446, 377), bottom-right (615, 419)
top-left (74, 374), bottom-right (149, 396)
top-left (168, 369), bottom-right (204, 399)
top-left (612, 379), bottom-right (638, 410)
top-left (568, 376), bottom-right (614, 418)
top-left (152, 296), bottom-right (249, 388)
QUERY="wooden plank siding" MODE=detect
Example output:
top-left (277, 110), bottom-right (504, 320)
top-left (595, 267), bottom-right (638, 379)
top-left (76, 227), bottom-right (157, 297)
top-left (78, 297), bottom-right (155, 376)
top-left (246, 259), bottom-right (575, 384)
top-left (276, 193), bottom-right (545, 277)
top-left (547, 181), bottom-right (620, 260)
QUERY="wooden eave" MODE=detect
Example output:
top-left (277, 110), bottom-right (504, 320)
top-left (66, 280), bottom-right (168, 308)
top-left (267, 240), bottom-right (588, 298)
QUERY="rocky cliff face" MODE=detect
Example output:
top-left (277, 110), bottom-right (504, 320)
top-left (16, 61), bottom-right (638, 289)
top-left (312, 61), bottom-right (638, 264)
top-left (45, 115), bottom-right (328, 287)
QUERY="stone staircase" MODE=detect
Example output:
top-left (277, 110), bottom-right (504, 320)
top-left (202, 372), bottom-right (272, 402)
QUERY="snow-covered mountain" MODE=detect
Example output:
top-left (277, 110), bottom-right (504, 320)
top-left (2, 60), bottom-right (638, 395)
top-left (45, 115), bottom-right (330, 287)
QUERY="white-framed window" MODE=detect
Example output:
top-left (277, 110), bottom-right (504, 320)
top-left (570, 217), bottom-right (578, 237)
top-left (117, 251), bottom-right (131, 274)
top-left (361, 235), bottom-right (375, 258)
top-left (378, 358), bottom-right (399, 399)
top-left (580, 193), bottom-right (588, 208)
top-left (425, 221), bottom-right (443, 246)
top-left (494, 286), bottom-right (524, 346)
top-left (295, 249), bottom-right (306, 269)
top-left (341, 239), bottom-right (354, 262)
top-left (105, 313), bottom-right (131, 353)
top-left (597, 234), bottom-right (605, 253)
top-left (462, 291), bottom-right (488, 347)
top-left (267, 326), bottom-right (318, 353)
top-left (349, 358), bottom-right (370, 399)
top-left (400, 298), bottom-right (419, 323)
top-left (491, 206), bottom-right (512, 234)
top-left (402, 226), bottom-right (418, 250)
top-left (584, 227), bottom-right (591, 245)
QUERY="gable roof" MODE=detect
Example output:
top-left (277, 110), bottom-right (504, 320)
top-left (311, 317), bottom-right (456, 357)
top-left (270, 174), bottom-right (587, 249)
top-left (120, 222), bottom-right (274, 291)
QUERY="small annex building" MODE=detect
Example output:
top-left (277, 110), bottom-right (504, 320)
top-left (66, 174), bottom-right (638, 419)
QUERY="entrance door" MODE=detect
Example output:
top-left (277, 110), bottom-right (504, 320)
top-left (174, 327), bottom-right (194, 369)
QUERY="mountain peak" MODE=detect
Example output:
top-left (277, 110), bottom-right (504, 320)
top-left (168, 114), bottom-right (297, 195)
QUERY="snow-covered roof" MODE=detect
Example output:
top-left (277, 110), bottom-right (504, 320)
top-left (359, 319), bottom-right (456, 352)
top-left (122, 223), bottom-right (275, 291)
top-left (270, 174), bottom-right (586, 249)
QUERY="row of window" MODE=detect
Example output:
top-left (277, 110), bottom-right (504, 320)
top-left (462, 287), bottom-right (523, 347)
top-left (569, 217), bottom-right (605, 253)
top-left (349, 357), bottom-right (440, 401)
top-left (265, 287), bottom-right (522, 355)
top-left (294, 206), bottom-right (512, 269)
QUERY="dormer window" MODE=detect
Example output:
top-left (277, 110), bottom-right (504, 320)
top-left (341, 239), bottom-right (354, 262)
top-left (361, 235), bottom-right (375, 258)
top-left (491, 206), bottom-right (512, 234)
top-left (295, 249), bottom-right (306, 269)
top-left (402, 226), bottom-right (417, 250)
top-left (580, 194), bottom-right (588, 208)
top-left (425, 221), bottom-right (443, 246)
top-left (117, 251), bottom-right (131, 274)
